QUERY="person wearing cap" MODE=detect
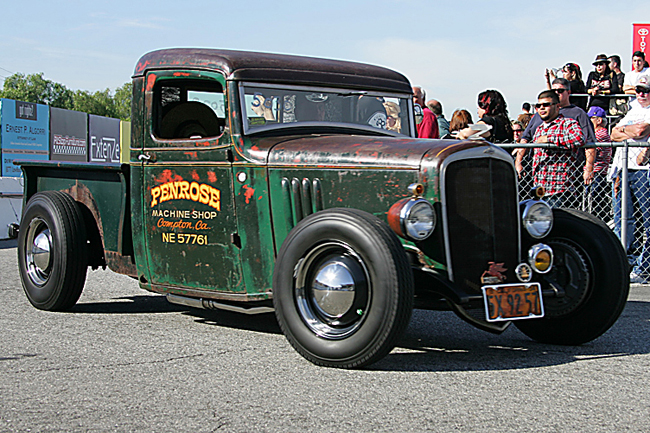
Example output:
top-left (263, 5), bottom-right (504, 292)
top-left (383, 101), bottom-right (402, 133)
top-left (412, 86), bottom-right (439, 139)
top-left (586, 54), bottom-right (620, 111)
top-left (584, 106), bottom-right (612, 217)
top-left (623, 51), bottom-right (650, 95)
top-left (609, 76), bottom-right (650, 283)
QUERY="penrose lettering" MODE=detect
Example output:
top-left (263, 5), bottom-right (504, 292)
top-left (151, 180), bottom-right (221, 211)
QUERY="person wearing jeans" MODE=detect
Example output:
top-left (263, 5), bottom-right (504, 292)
top-left (610, 76), bottom-right (650, 283)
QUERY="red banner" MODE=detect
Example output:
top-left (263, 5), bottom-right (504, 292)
top-left (633, 23), bottom-right (650, 57)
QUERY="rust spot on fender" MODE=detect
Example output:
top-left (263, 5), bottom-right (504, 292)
top-left (146, 73), bottom-right (156, 91)
top-left (136, 60), bottom-right (152, 75)
top-left (105, 251), bottom-right (137, 277)
top-left (242, 185), bottom-right (255, 204)
top-left (155, 169), bottom-right (183, 184)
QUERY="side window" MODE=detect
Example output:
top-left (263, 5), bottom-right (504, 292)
top-left (153, 80), bottom-right (226, 140)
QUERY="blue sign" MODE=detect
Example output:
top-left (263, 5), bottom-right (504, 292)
top-left (1, 99), bottom-right (49, 176)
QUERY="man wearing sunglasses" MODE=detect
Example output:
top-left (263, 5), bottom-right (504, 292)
top-left (609, 76), bottom-right (650, 283)
top-left (530, 90), bottom-right (585, 208)
top-left (515, 78), bottom-right (594, 177)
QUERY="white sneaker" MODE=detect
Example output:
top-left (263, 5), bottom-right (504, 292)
top-left (630, 272), bottom-right (648, 284)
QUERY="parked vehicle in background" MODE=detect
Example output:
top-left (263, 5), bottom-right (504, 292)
top-left (14, 49), bottom-right (629, 368)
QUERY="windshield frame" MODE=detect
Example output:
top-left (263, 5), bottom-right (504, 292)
top-left (238, 82), bottom-right (415, 137)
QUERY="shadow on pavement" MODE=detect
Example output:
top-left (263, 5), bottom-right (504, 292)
top-left (183, 308), bottom-right (282, 335)
top-left (65, 293), bottom-right (650, 372)
top-left (373, 300), bottom-right (650, 372)
top-left (0, 239), bottom-right (17, 250)
top-left (71, 295), bottom-right (188, 314)
top-left (70, 294), bottom-right (282, 334)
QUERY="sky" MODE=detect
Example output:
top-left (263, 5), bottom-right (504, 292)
top-left (0, 0), bottom-right (646, 121)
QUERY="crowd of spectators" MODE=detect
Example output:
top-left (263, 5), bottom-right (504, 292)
top-left (410, 50), bottom-right (650, 282)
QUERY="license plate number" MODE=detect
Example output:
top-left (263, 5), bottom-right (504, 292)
top-left (482, 283), bottom-right (544, 322)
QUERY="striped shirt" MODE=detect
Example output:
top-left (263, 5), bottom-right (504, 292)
top-left (593, 127), bottom-right (612, 173)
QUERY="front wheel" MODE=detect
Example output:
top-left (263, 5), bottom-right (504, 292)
top-left (273, 208), bottom-right (414, 368)
top-left (17, 191), bottom-right (88, 311)
top-left (515, 208), bottom-right (629, 345)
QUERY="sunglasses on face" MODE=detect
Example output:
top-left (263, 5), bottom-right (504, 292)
top-left (636, 87), bottom-right (650, 95)
top-left (535, 102), bottom-right (555, 109)
top-left (554, 88), bottom-right (567, 94)
top-left (513, 129), bottom-right (523, 133)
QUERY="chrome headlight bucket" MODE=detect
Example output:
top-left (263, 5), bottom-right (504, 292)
top-left (528, 243), bottom-right (553, 274)
top-left (388, 197), bottom-right (436, 241)
top-left (521, 200), bottom-right (553, 239)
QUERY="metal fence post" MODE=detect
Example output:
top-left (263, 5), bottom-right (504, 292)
top-left (621, 140), bottom-right (629, 250)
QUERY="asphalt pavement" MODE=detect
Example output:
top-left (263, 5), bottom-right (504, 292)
top-left (1, 244), bottom-right (650, 432)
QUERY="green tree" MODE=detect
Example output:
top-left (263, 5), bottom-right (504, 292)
top-left (0, 72), bottom-right (74, 109)
top-left (0, 73), bottom-right (132, 121)
top-left (73, 88), bottom-right (116, 118)
top-left (113, 82), bottom-right (132, 121)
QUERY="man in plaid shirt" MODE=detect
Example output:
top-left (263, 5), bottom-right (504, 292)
top-left (532, 90), bottom-right (585, 207)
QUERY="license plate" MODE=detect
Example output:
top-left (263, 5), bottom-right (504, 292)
top-left (482, 283), bottom-right (544, 322)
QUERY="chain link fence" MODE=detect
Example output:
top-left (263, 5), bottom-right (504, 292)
top-left (501, 141), bottom-right (649, 283)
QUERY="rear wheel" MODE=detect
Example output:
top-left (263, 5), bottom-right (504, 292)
top-left (17, 191), bottom-right (88, 311)
top-left (273, 208), bottom-right (414, 368)
top-left (515, 209), bottom-right (629, 344)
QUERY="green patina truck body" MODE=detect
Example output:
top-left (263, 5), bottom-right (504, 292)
top-left (15, 49), bottom-right (629, 368)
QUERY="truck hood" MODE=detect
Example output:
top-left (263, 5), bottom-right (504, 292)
top-left (247, 135), bottom-right (489, 170)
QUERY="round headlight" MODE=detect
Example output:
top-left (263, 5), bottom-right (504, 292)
top-left (522, 200), bottom-right (553, 239)
top-left (388, 198), bottom-right (435, 241)
top-left (404, 200), bottom-right (435, 240)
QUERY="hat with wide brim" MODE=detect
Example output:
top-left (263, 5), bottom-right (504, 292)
top-left (592, 54), bottom-right (608, 65)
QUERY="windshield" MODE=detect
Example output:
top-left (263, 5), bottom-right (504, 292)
top-left (240, 83), bottom-right (413, 137)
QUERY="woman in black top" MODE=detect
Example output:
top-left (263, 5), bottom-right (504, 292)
top-left (457, 90), bottom-right (513, 143)
top-left (547, 63), bottom-right (587, 110)
top-left (586, 54), bottom-right (620, 111)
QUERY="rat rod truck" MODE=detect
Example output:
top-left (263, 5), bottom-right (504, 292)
top-left (15, 48), bottom-right (629, 368)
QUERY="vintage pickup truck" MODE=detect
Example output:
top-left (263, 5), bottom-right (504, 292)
top-left (15, 48), bottom-right (629, 368)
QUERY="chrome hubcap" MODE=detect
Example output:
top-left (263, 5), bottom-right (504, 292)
top-left (295, 242), bottom-right (370, 339)
top-left (25, 218), bottom-right (52, 286)
top-left (312, 261), bottom-right (356, 318)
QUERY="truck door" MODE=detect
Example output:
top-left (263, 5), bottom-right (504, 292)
top-left (137, 70), bottom-right (243, 294)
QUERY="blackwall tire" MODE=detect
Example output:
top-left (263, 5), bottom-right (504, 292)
top-left (17, 191), bottom-right (88, 311)
top-left (273, 208), bottom-right (414, 368)
top-left (515, 208), bottom-right (629, 345)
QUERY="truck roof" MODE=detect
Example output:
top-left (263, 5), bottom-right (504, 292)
top-left (134, 48), bottom-right (412, 94)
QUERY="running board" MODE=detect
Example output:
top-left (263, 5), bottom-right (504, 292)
top-left (166, 294), bottom-right (274, 315)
